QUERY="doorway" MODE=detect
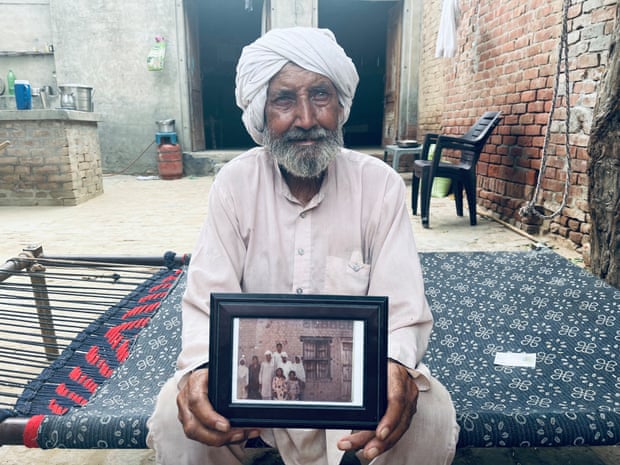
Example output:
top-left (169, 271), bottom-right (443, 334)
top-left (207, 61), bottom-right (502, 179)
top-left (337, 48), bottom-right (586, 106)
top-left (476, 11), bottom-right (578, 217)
top-left (196, 0), bottom-right (262, 150)
top-left (189, 0), bottom-right (397, 151)
top-left (319, 0), bottom-right (396, 148)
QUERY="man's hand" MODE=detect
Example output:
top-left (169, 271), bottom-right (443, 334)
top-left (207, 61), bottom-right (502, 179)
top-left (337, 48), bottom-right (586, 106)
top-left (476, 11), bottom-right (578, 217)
top-left (337, 360), bottom-right (418, 460)
top-left (177, 368), bottom-right (261, 446)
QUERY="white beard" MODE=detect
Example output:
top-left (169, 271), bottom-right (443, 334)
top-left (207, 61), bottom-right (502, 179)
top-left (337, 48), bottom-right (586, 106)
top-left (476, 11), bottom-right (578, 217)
top-left (263, 126), bottom-right (343, 178)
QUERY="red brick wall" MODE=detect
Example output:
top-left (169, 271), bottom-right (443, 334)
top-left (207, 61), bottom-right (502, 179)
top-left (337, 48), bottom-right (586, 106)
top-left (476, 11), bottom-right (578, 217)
top-left (418, 0), bottom-right (446, 136)
top-left (417, 0), bottom-right (618, 259)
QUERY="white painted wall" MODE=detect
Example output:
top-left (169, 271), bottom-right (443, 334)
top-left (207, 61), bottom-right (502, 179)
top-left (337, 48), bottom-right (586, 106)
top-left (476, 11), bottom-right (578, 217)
top-left (0, 0), bottom-right (56, 94)
top-left (49, 0), bottom-right (186, 174)
top-left (2, 0), bottom-right (419, 173)
top-left (1, 0), bottom-right (187, 174)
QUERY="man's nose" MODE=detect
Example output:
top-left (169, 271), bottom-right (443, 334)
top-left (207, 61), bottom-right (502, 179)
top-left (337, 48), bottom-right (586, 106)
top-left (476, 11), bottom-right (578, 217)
top-left (294, 97), bottom-right (318, 130)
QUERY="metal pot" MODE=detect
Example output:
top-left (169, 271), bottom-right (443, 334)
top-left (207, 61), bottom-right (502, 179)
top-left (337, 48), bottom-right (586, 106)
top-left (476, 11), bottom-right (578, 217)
top-left (60, 91), bottom-right (75, 110)
top-left (59, 84), bottom-right (94, 111)
top-left (156, 119), bottom-right (175, 133)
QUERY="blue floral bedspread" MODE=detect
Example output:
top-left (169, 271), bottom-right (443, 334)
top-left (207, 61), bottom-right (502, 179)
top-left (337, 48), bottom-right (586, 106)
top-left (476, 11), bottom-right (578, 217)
top-left (33, 250), bottom-right (619, 448)
top-left (422, 250), bottom-right (619, 447)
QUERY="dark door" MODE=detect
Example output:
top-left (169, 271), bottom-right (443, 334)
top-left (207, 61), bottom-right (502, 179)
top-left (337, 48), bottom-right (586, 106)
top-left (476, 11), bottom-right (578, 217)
top-left (319, 0), bottom-right (398, 148)
top-left (197, 1), bottom-right (262, 149)
top-left (382, 3), bottom-right (402, 146)
top-left (184, 0), bottom-right (205, 151)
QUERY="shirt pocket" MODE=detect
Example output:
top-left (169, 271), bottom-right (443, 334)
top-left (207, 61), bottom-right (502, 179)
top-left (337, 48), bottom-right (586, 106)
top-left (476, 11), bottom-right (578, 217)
top-left (324, 252), bottom-right (370, 295)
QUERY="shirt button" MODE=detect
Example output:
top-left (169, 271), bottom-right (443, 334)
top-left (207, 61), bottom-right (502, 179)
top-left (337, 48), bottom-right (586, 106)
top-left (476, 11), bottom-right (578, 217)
top-left (297, 248), bottom-right (304, 256)
top-left (296, 288), bottom-right (303, 294)
top-left (300, 212), bottom-right (306, 218)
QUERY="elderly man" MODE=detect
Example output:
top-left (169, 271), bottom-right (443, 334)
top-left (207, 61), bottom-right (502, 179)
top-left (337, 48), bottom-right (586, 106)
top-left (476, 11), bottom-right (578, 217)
top-left (147, 27), bottom-right (458, 465)
top-left (276, 352), bottom-right (293, 378)
top-left (259, 351), bottom-right (275, 400)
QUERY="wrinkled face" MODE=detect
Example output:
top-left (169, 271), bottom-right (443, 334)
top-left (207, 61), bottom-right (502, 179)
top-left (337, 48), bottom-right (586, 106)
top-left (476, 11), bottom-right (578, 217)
top-left (264, 63), bottom-right (344, 178)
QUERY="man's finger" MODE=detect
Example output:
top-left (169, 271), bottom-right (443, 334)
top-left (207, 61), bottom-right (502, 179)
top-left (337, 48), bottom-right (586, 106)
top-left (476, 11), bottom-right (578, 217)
top-left (337, 430), bottom-right (375, 451)
top-left (183, 369), bottom-right (231, 432)
top-left (359, 363), bottom-right (419, 459)
top-left (177, 369), bottom-right (260, 446)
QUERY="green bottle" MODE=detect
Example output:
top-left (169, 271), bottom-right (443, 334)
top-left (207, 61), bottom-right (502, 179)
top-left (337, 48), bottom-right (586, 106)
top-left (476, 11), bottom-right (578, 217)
top-left (7, 69), bottom-right (15, 96)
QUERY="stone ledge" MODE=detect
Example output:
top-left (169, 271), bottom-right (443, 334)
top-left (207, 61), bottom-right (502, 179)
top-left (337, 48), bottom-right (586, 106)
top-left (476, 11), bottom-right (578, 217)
top-left (0, 109), bottom-right (103, 122)
top-left (183, 150), bottom-right (240, 176)
top-left (182, 148), bottom-right (384, 177)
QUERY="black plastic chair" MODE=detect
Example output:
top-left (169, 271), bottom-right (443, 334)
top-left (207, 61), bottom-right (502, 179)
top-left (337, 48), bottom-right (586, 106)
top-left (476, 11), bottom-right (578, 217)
top-left (411, 111), bottom-right (502, 228)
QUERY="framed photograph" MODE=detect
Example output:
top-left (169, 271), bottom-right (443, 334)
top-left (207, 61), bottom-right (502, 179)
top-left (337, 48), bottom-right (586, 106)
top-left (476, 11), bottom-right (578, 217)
top-left (208, 293), bottom-right (388, 430)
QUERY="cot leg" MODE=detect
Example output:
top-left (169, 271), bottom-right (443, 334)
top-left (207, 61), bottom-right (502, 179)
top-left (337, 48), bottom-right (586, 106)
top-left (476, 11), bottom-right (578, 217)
top-left (20, 245), bottom-right (58, 361)
top-left (28, 264), bottom-right (59, 361)
top-left (0, 417), bottom-right (30, 446)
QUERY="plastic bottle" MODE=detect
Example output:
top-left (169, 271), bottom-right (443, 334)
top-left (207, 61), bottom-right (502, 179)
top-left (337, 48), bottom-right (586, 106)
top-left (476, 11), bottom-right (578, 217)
top-left (7, 69), bottom-right (15, 96)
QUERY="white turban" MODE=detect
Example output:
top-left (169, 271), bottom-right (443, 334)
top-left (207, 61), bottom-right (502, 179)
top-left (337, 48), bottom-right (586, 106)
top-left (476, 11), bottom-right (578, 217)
top-left (235, 27), bottom-right (359, 145)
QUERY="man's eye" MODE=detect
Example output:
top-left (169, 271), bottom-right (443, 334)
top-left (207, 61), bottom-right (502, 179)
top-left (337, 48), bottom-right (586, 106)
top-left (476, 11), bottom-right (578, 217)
top-left (311, 91), bottom-right (332, 104)
top-left (273, 97), bottom-right (294, 107)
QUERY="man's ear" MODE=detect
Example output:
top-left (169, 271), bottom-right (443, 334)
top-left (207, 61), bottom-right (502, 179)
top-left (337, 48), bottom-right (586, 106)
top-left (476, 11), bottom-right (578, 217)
top-left (338, 104), bottom-right (345, 125)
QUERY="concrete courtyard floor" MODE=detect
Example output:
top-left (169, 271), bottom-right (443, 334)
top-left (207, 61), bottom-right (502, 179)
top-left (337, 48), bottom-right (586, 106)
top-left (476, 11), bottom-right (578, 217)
top-left (0, 173), bottom-right (617, 464)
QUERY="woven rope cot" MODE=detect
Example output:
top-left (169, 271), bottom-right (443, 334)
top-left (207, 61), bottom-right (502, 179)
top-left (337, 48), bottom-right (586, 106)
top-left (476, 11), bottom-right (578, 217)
top-left (0, 246), bottom-right (188, 447)
top-left (0, 247), bottom-right (618, 450)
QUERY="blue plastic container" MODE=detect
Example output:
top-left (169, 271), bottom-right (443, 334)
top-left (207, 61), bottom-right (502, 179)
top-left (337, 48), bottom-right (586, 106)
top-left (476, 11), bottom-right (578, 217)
top-left (14, 80), bottom-right (32, 110)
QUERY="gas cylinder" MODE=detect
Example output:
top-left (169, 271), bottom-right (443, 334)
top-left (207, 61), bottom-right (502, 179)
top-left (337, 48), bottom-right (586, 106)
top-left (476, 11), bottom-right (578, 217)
top-left (157, 143), bottom-right (183, 180)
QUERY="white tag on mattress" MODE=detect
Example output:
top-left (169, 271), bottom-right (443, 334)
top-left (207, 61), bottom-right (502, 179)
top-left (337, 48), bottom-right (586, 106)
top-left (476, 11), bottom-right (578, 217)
top-left (494, 352), bottom-right (536, 368)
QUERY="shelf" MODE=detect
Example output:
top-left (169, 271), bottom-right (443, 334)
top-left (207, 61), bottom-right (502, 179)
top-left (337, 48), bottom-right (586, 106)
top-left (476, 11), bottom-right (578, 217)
top-left (0, 51), bottom-right (54, 57)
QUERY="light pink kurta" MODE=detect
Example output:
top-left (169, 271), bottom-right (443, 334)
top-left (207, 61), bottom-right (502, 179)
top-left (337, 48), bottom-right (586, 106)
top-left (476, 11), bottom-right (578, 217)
top-left (177, 147), bottom-right (432, 384)
top-left (149, 147), bottom-right (458, 465)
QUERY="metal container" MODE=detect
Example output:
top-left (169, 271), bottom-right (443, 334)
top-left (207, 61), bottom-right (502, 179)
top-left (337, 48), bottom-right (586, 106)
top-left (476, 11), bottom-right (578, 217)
top-left (32, 87), bottom-right (48, 109)
top-left (397, 139), bottom-right (419, 148)
top-left (39, 88), bottom-right (48, 109)
top-left (59, 84), bottom-right (94, 111)
top-left (60, 91), bottom-right (75, 110)
top-left (156, 119), bottom-right (175, 133)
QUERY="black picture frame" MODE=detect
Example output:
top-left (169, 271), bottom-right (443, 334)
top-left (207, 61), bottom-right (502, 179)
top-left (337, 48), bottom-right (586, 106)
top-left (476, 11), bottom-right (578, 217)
top-left (208, 293), bottom-right (388, 430)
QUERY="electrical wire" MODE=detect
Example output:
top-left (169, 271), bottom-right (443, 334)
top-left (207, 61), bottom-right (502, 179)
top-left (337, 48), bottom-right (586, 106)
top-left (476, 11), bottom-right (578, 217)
top-left (519, 0), bottom-right (572, 220)
top-left (103, 140), bottom-right (156, 176)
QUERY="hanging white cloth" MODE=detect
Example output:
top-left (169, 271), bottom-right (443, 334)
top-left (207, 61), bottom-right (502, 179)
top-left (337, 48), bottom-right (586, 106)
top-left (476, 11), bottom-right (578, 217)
top-left (435, 0), bottom-right (461, 58)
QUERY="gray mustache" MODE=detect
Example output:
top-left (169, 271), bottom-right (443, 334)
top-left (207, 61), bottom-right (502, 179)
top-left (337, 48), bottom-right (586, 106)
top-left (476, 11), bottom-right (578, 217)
top-left (283, 128), bottom-right (329, 141)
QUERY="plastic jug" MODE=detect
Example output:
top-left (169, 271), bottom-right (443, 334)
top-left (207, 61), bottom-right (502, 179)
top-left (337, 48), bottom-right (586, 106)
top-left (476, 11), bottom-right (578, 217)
top-left (14, 80), bottom-right (32, 110)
